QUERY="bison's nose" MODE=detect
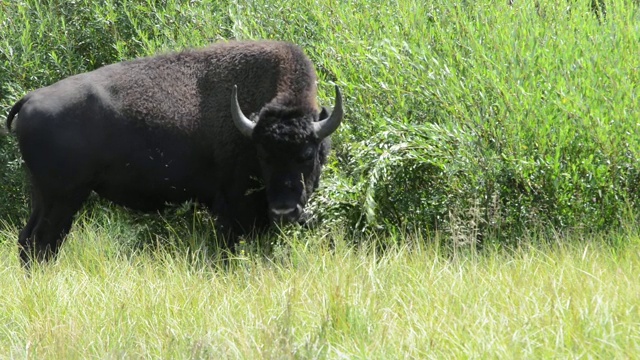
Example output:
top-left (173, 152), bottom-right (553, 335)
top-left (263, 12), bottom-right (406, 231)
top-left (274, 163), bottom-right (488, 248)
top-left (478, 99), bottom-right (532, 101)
top-left (269, 205), bottom-right (303, 222)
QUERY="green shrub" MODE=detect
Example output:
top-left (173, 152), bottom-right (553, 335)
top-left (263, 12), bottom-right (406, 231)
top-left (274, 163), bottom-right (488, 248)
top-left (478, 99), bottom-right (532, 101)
top-left (293, 0), bottom-right (640, 243)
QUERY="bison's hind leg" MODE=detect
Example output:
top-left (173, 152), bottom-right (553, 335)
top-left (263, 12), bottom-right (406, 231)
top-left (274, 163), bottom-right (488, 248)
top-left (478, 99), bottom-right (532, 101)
top-left (19, 183), bottom-right (90, 268)
top-left (17, 187), bottom-right (43, 265)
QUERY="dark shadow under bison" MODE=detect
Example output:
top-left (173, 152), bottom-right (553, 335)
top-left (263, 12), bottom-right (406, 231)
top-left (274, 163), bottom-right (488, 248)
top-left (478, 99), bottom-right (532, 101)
top-left (5, 40), bottom-right (344, 267)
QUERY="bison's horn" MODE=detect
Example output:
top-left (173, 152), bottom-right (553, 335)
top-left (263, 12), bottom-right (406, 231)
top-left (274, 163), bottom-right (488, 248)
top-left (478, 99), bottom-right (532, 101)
top-left (230, 85), bottom-right (255, 138)
top-left (314, 85), bottom-right (344, 139)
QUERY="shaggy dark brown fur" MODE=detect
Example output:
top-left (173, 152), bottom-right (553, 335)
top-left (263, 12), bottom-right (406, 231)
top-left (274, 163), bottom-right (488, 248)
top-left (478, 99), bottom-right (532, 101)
top-left (6, 40), bottom-right (343, 267)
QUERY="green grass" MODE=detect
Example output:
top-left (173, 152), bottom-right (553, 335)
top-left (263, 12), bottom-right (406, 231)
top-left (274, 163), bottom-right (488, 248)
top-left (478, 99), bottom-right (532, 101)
top-left (1, 220), bottom-right (640, 358)
top-left (2, 0), bottom-right (640, 357)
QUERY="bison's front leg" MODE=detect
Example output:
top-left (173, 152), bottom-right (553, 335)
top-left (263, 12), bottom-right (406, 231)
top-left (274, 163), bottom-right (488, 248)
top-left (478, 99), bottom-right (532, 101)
top-left (210, 188), bottom-right (270, 249)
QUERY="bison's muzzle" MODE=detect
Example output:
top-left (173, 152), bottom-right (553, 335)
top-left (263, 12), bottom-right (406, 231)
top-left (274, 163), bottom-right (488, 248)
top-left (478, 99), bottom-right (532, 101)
top-left (269, 204), bottom-right (304, 223)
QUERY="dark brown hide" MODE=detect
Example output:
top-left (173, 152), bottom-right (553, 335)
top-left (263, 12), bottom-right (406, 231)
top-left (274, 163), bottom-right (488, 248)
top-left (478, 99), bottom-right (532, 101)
top-left (6, 40), bottom-right (343, 266)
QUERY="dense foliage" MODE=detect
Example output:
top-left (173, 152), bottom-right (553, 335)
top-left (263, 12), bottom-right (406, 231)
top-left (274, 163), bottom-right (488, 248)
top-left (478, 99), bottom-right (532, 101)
top-left (1, 0), bottom-right (639, 245)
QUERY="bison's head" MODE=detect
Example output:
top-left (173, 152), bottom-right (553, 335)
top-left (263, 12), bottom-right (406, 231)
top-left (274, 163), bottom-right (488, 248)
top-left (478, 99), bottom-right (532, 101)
top-left (231, 85), bottom-right (344, 223)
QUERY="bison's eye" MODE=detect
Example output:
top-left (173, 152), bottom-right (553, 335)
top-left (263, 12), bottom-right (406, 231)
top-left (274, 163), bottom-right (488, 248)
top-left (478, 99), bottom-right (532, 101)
top-left (296, 147), bottom-right (315, 164)
top-left (258, 153), bottom-right (272, 164)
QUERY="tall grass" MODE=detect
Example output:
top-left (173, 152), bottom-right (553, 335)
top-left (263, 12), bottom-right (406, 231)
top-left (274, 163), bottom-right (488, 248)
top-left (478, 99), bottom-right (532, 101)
top-left (1, 221), bottom-right (640, 358)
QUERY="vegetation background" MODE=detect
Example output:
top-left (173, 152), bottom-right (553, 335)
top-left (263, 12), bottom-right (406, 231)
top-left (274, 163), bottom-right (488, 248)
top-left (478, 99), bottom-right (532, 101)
top-left (1, 0), bottom-right (640, 358)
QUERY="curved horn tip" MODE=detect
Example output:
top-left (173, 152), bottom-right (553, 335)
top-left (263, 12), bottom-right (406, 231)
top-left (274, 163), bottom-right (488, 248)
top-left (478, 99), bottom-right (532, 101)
top-left (333, 85), bottom-right (343, 115)
top-left (230, 85), bottom-right (255, 138)
top-left (314, 84), bottom-right (344, 139)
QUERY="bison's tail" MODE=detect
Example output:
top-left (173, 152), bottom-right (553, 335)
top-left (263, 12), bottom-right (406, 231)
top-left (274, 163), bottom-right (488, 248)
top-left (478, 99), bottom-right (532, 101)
top-left (6, 96), bottom-right (27, 133)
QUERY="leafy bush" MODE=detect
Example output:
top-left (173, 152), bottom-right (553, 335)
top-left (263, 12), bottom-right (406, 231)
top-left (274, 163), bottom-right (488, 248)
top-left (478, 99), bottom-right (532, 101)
top-left (300, 0), bottom-right (640, 243)
top-left (0, 136), bottom-right (27, 222)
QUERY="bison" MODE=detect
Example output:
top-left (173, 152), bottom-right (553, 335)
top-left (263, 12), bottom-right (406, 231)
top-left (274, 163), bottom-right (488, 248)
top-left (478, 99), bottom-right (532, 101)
top-left (6, 40), bottom-right (344, 266)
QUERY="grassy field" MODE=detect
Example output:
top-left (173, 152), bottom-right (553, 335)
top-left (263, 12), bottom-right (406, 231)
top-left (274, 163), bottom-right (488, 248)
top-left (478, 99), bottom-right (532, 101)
top-left (1, 221), bottom-right (640, 358)
top-left (2, 0), bottom-right (640, 357)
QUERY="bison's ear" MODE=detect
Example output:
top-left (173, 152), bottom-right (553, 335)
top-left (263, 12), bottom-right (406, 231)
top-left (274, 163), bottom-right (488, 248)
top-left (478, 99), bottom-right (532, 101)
top-left (318, 137), bottom-right (331, 166)
top-left (318, 106), bottom-right (331, 122)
